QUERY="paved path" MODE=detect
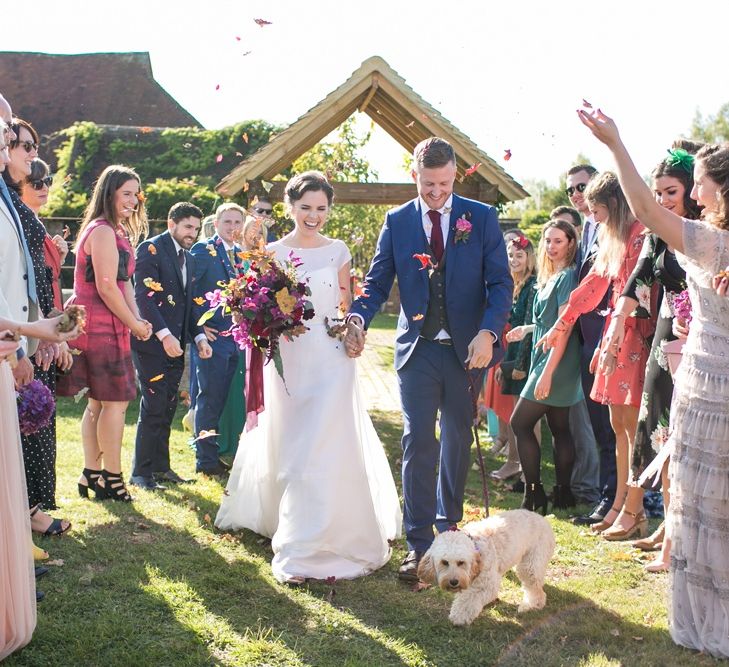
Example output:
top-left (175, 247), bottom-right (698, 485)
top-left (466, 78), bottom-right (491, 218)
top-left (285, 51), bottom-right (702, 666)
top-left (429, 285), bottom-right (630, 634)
top-left (356, 328), bottom-right (401, 413)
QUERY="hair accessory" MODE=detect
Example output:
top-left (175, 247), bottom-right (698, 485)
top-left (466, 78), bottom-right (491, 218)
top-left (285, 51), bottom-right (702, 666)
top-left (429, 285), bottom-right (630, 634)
top-left (509, 235), bottom-right (530, 250)
top-left (666, 148), bottom-right (695, 173)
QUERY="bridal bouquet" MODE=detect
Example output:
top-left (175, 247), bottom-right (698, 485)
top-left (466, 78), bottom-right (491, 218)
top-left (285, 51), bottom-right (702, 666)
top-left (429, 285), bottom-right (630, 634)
top-left (198, 247), bottom-right (315, 382)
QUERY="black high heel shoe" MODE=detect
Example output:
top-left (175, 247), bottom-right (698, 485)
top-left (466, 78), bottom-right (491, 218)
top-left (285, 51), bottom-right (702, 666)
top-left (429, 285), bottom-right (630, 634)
top-left (97, 470), bottom-right (133, 502)
top-left (521, 482), bottom-right (548, 516)
top-left (78, 468), bottom-right (102, 499)
top-left (551, 484), bottom-right (576, 510)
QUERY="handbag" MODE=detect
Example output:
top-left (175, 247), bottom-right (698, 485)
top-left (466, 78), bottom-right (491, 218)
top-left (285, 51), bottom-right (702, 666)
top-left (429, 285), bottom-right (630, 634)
top-left (85, 248), bottom-right (131, 283)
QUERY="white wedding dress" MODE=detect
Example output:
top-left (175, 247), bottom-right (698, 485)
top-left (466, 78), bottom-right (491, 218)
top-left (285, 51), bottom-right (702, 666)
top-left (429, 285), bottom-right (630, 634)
top-left (215, 239), bottom-right (402, 582)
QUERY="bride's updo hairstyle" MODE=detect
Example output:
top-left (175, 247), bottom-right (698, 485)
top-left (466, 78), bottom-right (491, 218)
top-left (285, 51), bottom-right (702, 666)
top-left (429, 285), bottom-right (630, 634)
top-left (284, 171), bottom-right (334, 216)
top-left (695, 143), bottom-right (729, 230)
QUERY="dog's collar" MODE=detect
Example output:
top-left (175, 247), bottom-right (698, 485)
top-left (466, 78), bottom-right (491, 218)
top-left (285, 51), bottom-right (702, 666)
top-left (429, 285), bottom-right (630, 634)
top-left (447, 526), bottom-right (480, 553)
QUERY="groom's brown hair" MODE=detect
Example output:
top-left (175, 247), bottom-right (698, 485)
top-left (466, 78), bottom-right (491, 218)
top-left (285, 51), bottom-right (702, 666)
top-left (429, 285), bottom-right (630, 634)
top-left (413, 137), bottom-right (455, 170)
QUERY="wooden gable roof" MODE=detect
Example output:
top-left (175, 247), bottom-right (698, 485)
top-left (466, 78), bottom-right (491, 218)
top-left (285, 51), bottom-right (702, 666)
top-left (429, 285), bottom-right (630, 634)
top-left (217, 56), bottom-right (528, 204)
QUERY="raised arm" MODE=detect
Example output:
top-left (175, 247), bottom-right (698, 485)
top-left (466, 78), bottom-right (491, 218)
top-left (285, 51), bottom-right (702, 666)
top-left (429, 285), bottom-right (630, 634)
top-left (577, 109), bottom-right (685, 251)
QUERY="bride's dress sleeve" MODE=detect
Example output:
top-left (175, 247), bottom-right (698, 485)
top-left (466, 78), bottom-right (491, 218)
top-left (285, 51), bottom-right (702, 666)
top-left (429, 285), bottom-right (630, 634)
top-left (682, 218), bottom-right (729, 275)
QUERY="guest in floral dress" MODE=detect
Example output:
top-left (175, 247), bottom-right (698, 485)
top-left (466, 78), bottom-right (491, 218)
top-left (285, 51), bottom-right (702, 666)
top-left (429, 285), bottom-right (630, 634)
top-left (538, 172), bottom-right (657, 540)
top-left (602, 146), bottom-right (702, 570)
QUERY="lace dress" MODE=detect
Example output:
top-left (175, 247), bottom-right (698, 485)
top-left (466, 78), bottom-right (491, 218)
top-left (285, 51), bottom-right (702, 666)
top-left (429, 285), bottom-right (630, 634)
top-left (215, 239), bottom-right (402, 582)
top-left (667, 219), bottom-right (729, 658)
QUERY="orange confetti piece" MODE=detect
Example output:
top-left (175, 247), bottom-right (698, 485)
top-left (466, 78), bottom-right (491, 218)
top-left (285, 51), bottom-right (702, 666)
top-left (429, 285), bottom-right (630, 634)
top-left (143, 277), bottom-right (163, 292)
top-left (137, 191), bottom-right (146, 203)
top-left (148, 244), bottom-right (157, 255)
top-left (206, 244), bottom-right (217, 257)
top-left (242, 132), bottom-right (249, 143)
top-left (139, 126), bottom-right (153, 134)
top-left (464, 162), bottom-right (481, 178)
top-left (412, 313), bottom-right (424, 321)
top-left (193, 297), bottom-right (205, 305)
top-left (150, 374), bottom-right (164, 382)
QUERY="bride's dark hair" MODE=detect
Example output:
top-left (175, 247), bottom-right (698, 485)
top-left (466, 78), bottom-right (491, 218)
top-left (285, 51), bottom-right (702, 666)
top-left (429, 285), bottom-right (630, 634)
top-left (284, 171), bottom-right (334, 209)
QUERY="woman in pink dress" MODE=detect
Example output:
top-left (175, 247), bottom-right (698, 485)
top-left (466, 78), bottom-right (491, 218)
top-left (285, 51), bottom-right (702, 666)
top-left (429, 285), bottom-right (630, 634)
top-left (57, 165), bottom-right (152, 502)
top-left (0, 311), bottom-right (83, 660)
top-left (539, 172), bottom-right (657, 539)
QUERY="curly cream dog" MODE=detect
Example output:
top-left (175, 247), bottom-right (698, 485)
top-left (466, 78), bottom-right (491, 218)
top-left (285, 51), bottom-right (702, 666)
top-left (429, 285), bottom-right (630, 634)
top-left (417, 509), bottom-right (555, 626)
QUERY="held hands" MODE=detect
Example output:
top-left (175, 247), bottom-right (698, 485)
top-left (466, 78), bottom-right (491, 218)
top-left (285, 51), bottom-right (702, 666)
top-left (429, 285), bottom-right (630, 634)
top-left (162, 334), bottom-right (184, 358)
top-left (56, 342), bottom-right (74, 372)
top-left (132, 319), bottom-right (153, 341)
top-left (466, 330), bottom-right (494, 369)
top-left (344, 320), bottom-right (365, 358)
top-left (34, 341), bottom-right (60, 372)
top-left (196, 338), bottom-right (213, 359)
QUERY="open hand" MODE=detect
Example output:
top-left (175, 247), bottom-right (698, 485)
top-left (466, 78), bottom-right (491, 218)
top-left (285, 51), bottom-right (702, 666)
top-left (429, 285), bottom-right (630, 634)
top-left (534, 373), bottom-right (551, 401)
top-left (535, 325), bottom-right (563, 352)
top-left (577, 107), bottom-right (621, 149)
top-left (505, 326), bottom-right (526, 343)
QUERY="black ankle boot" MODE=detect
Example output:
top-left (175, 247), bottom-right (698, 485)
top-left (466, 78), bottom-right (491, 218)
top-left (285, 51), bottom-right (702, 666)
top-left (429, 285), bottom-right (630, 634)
top-left (521, 482), bottom-right (548, 516)
top-left (551, 484), bottom-right (576, 510)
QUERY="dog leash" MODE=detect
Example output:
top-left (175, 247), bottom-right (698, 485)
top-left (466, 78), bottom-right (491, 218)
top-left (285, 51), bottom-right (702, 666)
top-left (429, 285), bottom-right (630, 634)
top-left (466, 368), bottom-right (490, 518)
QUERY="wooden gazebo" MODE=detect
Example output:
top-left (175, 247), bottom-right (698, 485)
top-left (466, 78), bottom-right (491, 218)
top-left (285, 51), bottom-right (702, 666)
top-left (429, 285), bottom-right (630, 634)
top-left (216, 56), bottom-right (528, 204)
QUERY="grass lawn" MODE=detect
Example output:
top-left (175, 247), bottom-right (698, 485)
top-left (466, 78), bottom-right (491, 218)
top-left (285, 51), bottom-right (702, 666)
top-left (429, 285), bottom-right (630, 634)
top-left (7, 313), bottom-right (716, 666)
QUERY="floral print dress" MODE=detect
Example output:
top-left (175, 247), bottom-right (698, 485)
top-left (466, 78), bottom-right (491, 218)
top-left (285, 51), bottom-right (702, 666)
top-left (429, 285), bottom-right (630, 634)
top-left (558, 221), bottom-right (657, 407)
top-left (621, 234), bottom-right (686, 484)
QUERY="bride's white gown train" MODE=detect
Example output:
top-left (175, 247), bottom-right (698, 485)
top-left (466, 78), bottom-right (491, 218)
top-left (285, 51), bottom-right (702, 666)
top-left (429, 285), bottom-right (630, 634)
top-left (215, 239), bottom-right (402, 582)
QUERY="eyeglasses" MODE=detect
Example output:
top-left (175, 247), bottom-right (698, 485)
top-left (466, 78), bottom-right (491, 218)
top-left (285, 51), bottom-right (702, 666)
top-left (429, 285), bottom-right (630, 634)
top-left (254, 207), bottom-right (273, 216)
top-left (565, 183), bottom-right (587, 197)
top-left (14, 140), bottom-right (39, 154)
top-left (29, 176), bottom-right (53, 191)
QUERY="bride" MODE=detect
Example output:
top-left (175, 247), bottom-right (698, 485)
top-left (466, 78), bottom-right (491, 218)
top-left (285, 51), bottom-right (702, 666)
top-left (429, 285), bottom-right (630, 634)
top-left (215, 171), bottom-right (402, 584)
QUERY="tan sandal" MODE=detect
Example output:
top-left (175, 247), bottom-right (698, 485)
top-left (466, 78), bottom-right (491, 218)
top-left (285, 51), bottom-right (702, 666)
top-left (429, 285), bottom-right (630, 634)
top-left (631, 521), bottom-right (665, 551)
top-left (602, 509), bottom-right (648, 541)
top-left (590, 505), bottom-right (621, 534)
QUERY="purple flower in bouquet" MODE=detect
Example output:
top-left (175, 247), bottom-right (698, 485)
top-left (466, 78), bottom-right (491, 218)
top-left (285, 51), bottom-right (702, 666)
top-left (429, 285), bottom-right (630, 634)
top-left (16, 380), bottom-right (55, 435)
top-left (673, 289), bottom-right (692, 325)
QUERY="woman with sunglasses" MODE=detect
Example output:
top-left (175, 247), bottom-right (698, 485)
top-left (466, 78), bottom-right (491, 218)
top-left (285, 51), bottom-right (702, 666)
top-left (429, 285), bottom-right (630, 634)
top-left (2, 118), bottom-right (71, 536)
top-left (22, 159), bottom-right (70, 324)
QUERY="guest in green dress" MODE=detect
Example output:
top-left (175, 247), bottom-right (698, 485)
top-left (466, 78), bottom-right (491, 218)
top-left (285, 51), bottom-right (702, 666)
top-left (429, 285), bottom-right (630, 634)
top-left (507, 219), bottom-right (582, 514)
top-left (216, 215), bottom-right (267, 456)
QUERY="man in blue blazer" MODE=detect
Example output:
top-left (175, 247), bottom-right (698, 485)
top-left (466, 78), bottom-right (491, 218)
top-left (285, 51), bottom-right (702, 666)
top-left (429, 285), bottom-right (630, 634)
top-left (190, 203), bottom-right (245, 476)
top-left (130, 202), bottom-right (211, 489)
top-left (348, 137), bottom-right (513, 580)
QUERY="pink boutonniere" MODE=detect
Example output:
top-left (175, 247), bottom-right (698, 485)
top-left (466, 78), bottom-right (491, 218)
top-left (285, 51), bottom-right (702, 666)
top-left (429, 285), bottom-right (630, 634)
top-left (454, 212), bottom-right (472, 244)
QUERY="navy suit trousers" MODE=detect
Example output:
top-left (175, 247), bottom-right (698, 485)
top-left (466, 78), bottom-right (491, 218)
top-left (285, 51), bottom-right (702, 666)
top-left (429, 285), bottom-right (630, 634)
top-left (192, 336), bottom-right (240, 471)
top-left (131, 349), bottom-right (185, 478)
top-left (397, 338), bottom-right (483, 552)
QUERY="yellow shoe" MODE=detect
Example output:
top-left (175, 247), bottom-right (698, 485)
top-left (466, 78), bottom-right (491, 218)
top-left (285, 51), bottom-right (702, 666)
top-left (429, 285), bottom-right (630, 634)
top-left (182, 408), bottom-right (194, 433)
top-left (32, 539), bottom-right (49, 561)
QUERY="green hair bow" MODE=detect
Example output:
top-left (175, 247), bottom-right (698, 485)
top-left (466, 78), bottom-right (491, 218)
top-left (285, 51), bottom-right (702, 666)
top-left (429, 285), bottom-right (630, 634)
top-left (666, 148), bottom-right (695, 173)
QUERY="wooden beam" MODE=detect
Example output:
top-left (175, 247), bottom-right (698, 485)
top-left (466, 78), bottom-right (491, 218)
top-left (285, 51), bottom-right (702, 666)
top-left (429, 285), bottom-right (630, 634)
top-left (358, 75), bottom-right (379, 113)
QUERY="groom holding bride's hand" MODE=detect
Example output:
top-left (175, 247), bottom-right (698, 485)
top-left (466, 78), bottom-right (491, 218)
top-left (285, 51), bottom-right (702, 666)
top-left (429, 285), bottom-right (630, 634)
top-left (346, 137), bottom-right (512, 581)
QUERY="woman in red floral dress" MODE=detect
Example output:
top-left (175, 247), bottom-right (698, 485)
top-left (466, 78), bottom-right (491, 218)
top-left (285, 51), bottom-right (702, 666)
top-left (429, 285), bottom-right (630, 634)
top-left (539, 172), bottom-right (657, 539)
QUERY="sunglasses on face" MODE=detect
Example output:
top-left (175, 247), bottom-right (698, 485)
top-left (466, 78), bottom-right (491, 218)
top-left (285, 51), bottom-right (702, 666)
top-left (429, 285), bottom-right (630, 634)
top-left (29, 176), bottom-right (53, 191)
top-left (565, 183), bottom-right (587, 197)
top-left (14, 140), bottom-right (39, 153)
top-left (254, 207), bottom-right (273, 216)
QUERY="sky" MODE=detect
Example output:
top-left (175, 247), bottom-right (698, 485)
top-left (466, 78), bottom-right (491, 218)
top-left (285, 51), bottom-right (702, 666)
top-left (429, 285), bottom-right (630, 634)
top-left (3, 0), bottom-right (728, 195)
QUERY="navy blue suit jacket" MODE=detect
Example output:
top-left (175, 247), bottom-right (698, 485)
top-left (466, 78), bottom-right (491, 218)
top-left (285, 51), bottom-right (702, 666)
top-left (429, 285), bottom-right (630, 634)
top-left (189, 234), bottom-right (242, 334)
top-left (132, 231), bottom-right (201, 354)
top-left (350, 194), bottom-right (513, 370)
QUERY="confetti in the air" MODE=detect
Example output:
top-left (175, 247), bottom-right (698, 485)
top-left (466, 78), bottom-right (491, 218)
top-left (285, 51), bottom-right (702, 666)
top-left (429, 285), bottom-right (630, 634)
top-left (464, 162), bottom-right (481, 178)
top-left (503, 149), bottom-right (512, 161)
top-left (254, 18), bottom-right (272, 26)
top-left (216, 154), bottom-right (224, 163)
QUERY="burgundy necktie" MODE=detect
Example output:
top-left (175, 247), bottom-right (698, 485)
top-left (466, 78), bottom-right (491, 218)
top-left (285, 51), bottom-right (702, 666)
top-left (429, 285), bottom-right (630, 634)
top-left (177, 248), bottom-right (185, 270)
top-left (427, 209), bottom-right (444, 263)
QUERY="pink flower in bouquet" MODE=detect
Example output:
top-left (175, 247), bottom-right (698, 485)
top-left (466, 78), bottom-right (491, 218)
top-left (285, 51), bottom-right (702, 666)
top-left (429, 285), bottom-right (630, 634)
top-left (205, 288), bottom-right (226, 309)
top-left (673, 289), bottom-right (692, 325)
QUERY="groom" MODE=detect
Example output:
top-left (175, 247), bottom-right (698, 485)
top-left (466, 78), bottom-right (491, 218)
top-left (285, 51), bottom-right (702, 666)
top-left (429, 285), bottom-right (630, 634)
top-left (347, 137), bottom-right (513, 581)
